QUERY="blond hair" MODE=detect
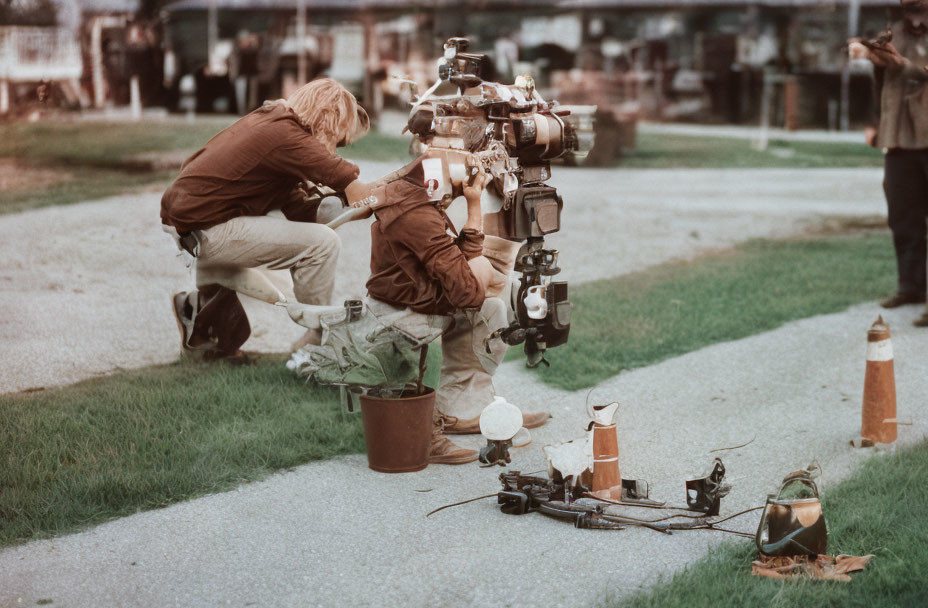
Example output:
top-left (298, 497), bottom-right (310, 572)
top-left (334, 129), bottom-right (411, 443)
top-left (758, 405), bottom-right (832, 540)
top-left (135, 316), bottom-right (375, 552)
top-left (285, 78), bottom-right (370, 147)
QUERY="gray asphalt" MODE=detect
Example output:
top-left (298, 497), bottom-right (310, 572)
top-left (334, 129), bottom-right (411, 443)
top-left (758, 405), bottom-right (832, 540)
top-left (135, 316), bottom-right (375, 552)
top-left (0, 162), bottom-right (884, 393)
top-left (2, 302), bottom-right (925, 607)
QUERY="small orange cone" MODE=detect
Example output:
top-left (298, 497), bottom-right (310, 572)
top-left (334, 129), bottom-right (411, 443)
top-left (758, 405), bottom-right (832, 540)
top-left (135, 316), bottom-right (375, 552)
top-left (591, 421), bottom-right (622, 500)
top-left (854, 316), bottom-right (898, 447)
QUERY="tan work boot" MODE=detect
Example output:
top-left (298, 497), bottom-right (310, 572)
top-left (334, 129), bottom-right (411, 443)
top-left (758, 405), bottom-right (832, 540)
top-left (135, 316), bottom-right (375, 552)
top-left (522, 411), bottom-right (550, 430)
top-left (429, 414), bottom-right (478, 464)
top-left (443, 411), bottom-right (550, 434)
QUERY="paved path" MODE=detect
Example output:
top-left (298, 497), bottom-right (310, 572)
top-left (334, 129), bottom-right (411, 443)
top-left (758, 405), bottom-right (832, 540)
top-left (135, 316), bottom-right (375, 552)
top-left (2, 302), bottom-right (925, 607)
top-left (0, 164), bottom-right (884, 393)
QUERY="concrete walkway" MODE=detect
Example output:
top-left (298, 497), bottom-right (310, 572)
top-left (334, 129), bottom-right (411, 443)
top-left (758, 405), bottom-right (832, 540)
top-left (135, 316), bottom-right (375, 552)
top-left (2, 302), bottom-right (925, 607)
top-left (0, 163), bottom-right (884, 393)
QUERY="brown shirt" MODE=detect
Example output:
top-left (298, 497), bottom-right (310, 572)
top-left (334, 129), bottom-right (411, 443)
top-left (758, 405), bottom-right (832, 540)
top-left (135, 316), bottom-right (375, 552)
top-left (877, 21), bottom-right (928, 150)
top-left (160, 103), bottom-right (359, 233)
top-left (366, 174), bottom-right (485, 315)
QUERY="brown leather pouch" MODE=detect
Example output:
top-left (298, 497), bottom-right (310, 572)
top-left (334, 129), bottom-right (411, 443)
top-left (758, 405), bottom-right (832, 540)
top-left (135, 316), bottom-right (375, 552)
top-left (756, 474), bottom-right (827, 557)
top-left (501, 185), bottom-right (562, 240)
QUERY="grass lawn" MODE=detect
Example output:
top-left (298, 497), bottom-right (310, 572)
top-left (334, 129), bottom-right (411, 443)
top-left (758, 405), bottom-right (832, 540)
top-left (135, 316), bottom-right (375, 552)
top-left (0, 355), bottom-right (364, 547)
top-left (608, 439), bottom-right (928, 608)
top-left (0, 117), bottom-right (233, 214)
top-left (0, 116), bottom-right (236, 168)
top-left (0, 117), bottom-right (409, 214)
top-left (618, 133), bottom-right (884, 169)
top-left (526, 232), bottom-right (895, 390)
top-left (0, 231), bottom-right (896, 548)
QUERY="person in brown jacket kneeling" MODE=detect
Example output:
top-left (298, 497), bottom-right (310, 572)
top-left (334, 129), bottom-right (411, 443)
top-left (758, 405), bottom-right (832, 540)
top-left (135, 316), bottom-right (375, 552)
top-left (364, 162), bottom-right (549, 464)
top-left (162, 78), bottom-right (373, 358)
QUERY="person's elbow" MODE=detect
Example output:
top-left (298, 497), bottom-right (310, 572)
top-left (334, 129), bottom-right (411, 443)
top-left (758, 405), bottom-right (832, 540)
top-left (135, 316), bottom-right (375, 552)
top-left (448, 281), bottom-right (486, 309)
top-left (444, 258), bottom-right (490, 309)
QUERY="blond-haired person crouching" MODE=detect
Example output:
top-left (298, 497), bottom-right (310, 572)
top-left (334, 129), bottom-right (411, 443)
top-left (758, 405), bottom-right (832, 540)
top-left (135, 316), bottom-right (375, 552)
top-left (162, 78), bottom-right (373, 358)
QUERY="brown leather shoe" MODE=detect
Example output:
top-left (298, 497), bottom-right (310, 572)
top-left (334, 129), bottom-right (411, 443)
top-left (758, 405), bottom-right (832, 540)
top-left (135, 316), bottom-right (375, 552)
top-left (914, 310), bottom-right (928, 327)
top-left (429, 435), bottom-right (478, 464)
top-left (522, 411), bottom-right (550, 429)
top-left (443, 411), bottom-right (551, 434)
top-left (441, 414), bottom-right (481, 435)
top-left (880, 292), bottom-right (926, 308)
top-left (429, 416), bottom-right (478, 464)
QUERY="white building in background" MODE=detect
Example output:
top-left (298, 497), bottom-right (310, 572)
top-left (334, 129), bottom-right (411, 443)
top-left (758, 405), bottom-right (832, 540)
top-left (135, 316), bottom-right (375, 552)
top-left (0, 0), bottom-right (142, 113)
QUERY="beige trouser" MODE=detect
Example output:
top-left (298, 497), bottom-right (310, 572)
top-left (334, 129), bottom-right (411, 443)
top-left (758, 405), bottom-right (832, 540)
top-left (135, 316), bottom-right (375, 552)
top-left (435, 296), bottom-right (510, 420)
top-left (196, 215), bottom-right (340, 306)
top-left (435, 235), bottom-right (522, 421)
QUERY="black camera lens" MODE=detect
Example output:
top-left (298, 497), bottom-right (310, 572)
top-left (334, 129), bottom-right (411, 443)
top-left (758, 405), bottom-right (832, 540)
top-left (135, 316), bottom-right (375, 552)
top-left (518, 118), bottom-right (537, 145)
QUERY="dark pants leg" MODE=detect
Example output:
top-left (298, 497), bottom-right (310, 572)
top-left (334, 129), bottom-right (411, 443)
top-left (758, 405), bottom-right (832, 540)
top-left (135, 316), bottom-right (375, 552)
top-left (883, 150), bottom-right (928, 296)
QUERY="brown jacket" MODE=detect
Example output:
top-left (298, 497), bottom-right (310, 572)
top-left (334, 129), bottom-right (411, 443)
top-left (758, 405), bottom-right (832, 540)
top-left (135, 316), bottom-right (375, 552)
top-left (366, 174), bottom-right (485, 315)
top-left (876, 21), bottom-right (928, 150)
top-left (161, 103), bottom-right (359, 233)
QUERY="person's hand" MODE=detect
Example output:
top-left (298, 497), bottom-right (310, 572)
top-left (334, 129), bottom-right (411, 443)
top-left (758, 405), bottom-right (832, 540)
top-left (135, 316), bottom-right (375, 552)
top-left (462, 164), bottom-right (489, 203)
top-left (462, 165), bottom-right (488, 232)
top-left (865, 126), bottom-right (878, 148)
top-left (867, 42), bottom-right (906, 68)
top-left (848, 39), bottom-right (869, 61)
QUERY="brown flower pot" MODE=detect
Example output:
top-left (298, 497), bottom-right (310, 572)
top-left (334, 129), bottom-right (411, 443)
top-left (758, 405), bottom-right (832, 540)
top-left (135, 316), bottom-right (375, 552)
top-left (359, 387), bottom-right (435, 473)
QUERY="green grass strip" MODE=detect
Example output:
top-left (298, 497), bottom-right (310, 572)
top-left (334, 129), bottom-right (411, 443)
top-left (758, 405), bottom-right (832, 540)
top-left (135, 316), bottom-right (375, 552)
top-left (0, 119), bottom-right (409, 214)
top-left (0, 356), bottom-right (364, 547)
top-left (618, 133), bottom-right (883, 169)
top-left (525, 233), bottom-right (896, 390)
top-left (607, 440), bottom-right (928, 608)
top-left (0, 118), bottom-right (235, 166)
top-left (0, 168), bottom-right (176, 215)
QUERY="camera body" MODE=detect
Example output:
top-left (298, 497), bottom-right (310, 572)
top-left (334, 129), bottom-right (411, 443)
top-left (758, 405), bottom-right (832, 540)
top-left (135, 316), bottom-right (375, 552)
top-left (406, 38), bottom-right (576, 367)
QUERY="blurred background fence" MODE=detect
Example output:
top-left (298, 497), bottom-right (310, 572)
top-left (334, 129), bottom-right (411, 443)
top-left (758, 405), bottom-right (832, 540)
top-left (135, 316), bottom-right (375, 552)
top-left (0, 0), bottom-right (898, 156)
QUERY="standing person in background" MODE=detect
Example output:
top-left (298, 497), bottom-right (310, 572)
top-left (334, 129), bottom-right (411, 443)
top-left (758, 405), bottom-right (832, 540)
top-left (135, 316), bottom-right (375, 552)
top-left (853, 0), bottom-right (928, 323)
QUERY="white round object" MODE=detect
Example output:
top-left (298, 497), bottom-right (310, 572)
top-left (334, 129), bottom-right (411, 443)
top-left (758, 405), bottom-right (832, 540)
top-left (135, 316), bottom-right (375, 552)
top-left (479, 397), bottom-right (523, 441)
top-left (524, 285), bottom-right (548, 320)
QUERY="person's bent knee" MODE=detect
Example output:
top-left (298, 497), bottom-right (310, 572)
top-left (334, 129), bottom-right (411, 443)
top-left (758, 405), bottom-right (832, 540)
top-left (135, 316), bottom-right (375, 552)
top-left (481, 296), bottom-right (508, 324)
top-left (295, 225), bottom-right (340, 262)
top-left (315, 225), bottom-right (341, 257)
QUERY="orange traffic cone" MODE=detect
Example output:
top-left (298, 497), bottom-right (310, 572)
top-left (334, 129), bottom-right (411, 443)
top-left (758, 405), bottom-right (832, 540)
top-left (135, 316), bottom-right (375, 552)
top-left (854, 316), bottom-right (898, 447)
top-left (589, 402), bottom-right (622, 500)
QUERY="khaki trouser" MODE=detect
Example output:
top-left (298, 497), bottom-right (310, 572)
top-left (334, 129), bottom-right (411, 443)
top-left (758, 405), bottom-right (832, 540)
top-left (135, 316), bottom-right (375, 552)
top-left (196, 215), bottom-right (340, 306)
top-left (435, 296), bottom-right (510, 420)
top-left (435, 236), bottom-right (522, 420)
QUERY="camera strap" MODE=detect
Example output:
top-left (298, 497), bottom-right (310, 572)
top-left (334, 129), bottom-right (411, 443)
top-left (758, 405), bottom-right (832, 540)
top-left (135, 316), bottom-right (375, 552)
top-left (434, 203), bottom-right (459, 238)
